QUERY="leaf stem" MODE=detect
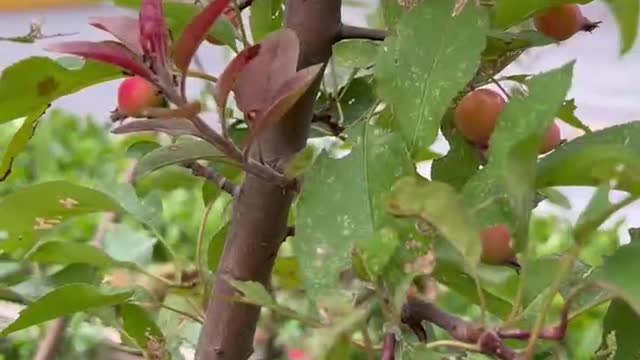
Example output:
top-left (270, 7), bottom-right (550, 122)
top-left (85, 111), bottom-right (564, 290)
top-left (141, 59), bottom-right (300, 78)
top-left (523, 245), bottom-right (580, 358)
top-left (186, 69), bottom-right (218, 83)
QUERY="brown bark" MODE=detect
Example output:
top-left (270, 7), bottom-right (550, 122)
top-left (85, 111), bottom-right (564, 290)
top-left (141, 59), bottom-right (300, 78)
top-left (195, 1), bottom-right (342, 359)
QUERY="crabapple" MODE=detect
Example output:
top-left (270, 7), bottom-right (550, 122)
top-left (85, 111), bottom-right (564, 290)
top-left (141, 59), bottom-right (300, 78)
top-left (534, 4), bottom-right (600, 42)
top-left (540, 121), bottom-right (562, 154)
top-left (117, 76), bottom-right (163, 116)
top-left (454, 88), bottom-right (506, 146)
top-left (480, 224), bottom-right (515, 265)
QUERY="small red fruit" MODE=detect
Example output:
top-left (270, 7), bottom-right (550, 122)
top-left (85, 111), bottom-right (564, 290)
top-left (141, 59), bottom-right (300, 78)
top-left (480, 224), bottom-right (515, 265)
top-left (534, 4), bottom-right (601, 42)
top-left (454, 88), bottom-right (506, 146)
top-left (540, 122), bottom-right (562, 154)
top-left (117, 76), bottom-right (163, 116)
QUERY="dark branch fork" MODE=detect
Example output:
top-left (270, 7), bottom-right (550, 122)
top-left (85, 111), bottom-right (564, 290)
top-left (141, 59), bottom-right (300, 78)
top-left (402, 296), bottom-right (578, 360)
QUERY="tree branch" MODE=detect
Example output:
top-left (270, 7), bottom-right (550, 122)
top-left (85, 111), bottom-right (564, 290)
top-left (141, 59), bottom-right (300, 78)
top-left (33, 318), bottom-right (68, 360)
top-left (194, 1), bottom-right (342, 359)
top-left (402, 299), bottom-right (518, 360)
top-left (338, 24), bottom-right (388, 42)
top-left (381, 332), bottom-right (396, 360)
top-left (185, 161), bottom-right (239, 197)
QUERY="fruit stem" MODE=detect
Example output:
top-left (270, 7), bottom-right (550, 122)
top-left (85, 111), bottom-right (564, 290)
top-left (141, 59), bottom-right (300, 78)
top-left (580, 19), bottom-right (602, 33)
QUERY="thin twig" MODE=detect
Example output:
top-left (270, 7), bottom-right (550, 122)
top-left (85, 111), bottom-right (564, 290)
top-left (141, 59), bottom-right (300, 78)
top-left (134, 302), bottom-right (204, 324)
top-left (187, 69), bottom-right (218, 83)
top-left (196, 201), bottom-right (215, 280)
top-left (33, 318), bottom-right (68, 360)
top-left (237, 0), bottom-right (254, 10)
top-left (523, 246), bottom-right (580, 359)
top-left (338, 24), bottom-right (388, 42)
top-left (233, 0), bottom-right (251, 48)
top-left (381, 332), bottom-right (396, 360)
top-left (185, 161), bottom-right (239, 197)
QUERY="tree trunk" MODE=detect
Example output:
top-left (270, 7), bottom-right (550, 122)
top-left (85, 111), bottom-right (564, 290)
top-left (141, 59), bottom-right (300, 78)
top-left (195, 1), bottom-right (342, 359)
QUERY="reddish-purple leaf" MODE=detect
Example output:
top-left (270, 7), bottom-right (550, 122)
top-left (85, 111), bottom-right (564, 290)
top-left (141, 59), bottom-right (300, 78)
top-left (173, 0), bottom-right (233, 73)
top-left (45, 40), bottom-right (153, 80)
top-left (139, 0), bottom-right (171, 62)
top-left (245, 64), bottom-right (323, 148)
top-left (215, 44), bottom-right (261, 110)
top-left (112, 118), bottom-right (203, 139)
top-left (89, 16), bottom-right (143, 55)
top-left (233, 29), bottom-right (300, 115)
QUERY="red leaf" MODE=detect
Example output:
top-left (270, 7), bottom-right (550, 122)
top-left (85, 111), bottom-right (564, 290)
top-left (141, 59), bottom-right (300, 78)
top-left (215, 44), bottom-right (261, 110)
top-left (89, 16), bottom-right (143, 55)
top-left (245, 64), bottom-right (323, 148)
top-left (139, 0), bottom-right (171, 62)
top-left (233, 29), bottom-right (300, 115)
top-left (45, 40), bottom-right (153, 80)
top-left (173, 0), bottom-right (233, 74)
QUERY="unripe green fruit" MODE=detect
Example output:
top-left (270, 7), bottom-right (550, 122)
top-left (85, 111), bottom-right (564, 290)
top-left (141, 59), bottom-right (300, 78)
top-left (117, 76), bottom-right (163, 116)
top-left (454, 89), bottom-right (506, 146)
top-left (480, 224), bottom-right (515, 265)
top-left (534, 4), bottom-right (599, 42)
top-left (540, 122), bottom-right (562, 154)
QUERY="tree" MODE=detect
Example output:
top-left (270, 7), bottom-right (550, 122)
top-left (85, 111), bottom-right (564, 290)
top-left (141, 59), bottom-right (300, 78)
top-left (0, 0), bottom-right (639, 359)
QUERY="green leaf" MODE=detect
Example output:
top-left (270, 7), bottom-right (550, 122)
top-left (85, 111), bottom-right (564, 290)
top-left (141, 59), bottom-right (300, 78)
top-left (134, 138), bottom-right (232, 179)
top-left (0, 57), bottom-right (122, 124)
top-left (0, 106), bottom-right (49, 181)
top-left (557, 99), bottom-right (592, 133)
top-left (227, 279), bottom-right (275, 306)
top-left (605, 0), bottom-right (640, 54)
top-left (114, 0), bottom-right (237, 50)
top-left (380, 0), bottom-right (406, 29)
top-left (103, 224), bottom-right (157, 266)
top-left (432, 257), bottom-right (513, 318)
top-left (592, 240), bottom-right (640, 315)
top-left (0, 181), bottom-right (121, 254)
top-left (537, 122), bottom-right (640, 194)
top-left (387, 177), bottom-right (483, 267)
top-left (319, 76), bottom-right (377, 128)
top-left (355, 227), bottom-right (400, 279)
top-left (273, 256), bottom-right (303, 290)
top-left (285, 145), bottom-right (323, 179)
top-left (295, 120), bottom-right (413, 299)
top-left (28, 241), bottom-right (124, 269)
top-left (375, 1), bottom-right (489, 158)
top-left (126, 140), bottom-right (161, 159)
top-left (120, 303), bottom-right (165, 349)
top-left (463, 62), bottom-right (574, 249)
top-left (249, 0), bottom-right (284, 42)
top-left (333, 40), bottom-right (379, 69)
top-left (50, 263), bottom-right (101, 287)
top-left (575, 184), bottom-right (612, 233)
top-left (538, 188), bottom-right (571, 209)
top-left (491, 0), bottom-right (593, 30)
top-left (1, 284), bottom-right (132, 335)
top-left (601, 299), bottom-right (640, 360)
top-left (207, 223), bottom-right (229, 271)
top-left (431, 112), bottom-right (482, 189)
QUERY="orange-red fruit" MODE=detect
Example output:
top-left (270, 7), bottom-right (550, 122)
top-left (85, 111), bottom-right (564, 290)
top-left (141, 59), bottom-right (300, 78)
top-left (534, 4), bottom-right (591, 42)
top-left (454, 89), bottom-right (506, 146)
top-left (480, 224), bottom-right (515, 265)
top-left (117, 76), bottom-right (162, 116)
top-left (540, 122), bottom-right (562, 154)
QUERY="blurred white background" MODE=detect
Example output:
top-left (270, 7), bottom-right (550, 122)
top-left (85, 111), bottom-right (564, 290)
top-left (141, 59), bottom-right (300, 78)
top-left (0, 0), bottom-right (639, 240)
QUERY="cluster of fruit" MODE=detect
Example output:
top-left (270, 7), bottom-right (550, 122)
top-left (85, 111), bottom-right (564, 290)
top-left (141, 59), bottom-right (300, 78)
top-left (462, 4), bottom-right (599, 266)
top-left (113, 4), bottom-right (598, 268)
